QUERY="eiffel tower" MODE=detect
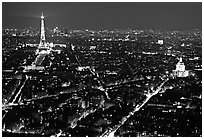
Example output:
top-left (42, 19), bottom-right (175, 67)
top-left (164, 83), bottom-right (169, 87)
top-left (39, 13), bottom-right (47, 48)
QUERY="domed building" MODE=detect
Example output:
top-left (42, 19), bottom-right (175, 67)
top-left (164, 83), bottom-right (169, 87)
top-left (172, 56), bottom-right (189, 78)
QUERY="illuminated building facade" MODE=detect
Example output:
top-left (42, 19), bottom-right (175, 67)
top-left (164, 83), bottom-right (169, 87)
top-left (172, 56), bottom-right (189, 77)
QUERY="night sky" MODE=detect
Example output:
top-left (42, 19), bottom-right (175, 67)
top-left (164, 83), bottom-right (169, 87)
top-left (2, 2), bottom-right (202, 30)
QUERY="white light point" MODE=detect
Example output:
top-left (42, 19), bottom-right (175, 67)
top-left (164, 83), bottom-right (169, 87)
top-left (41, 13), bottom-right (44, 19)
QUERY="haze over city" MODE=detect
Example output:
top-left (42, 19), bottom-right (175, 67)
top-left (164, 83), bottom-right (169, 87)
top-left (2, 2), bottom-right (202, 30)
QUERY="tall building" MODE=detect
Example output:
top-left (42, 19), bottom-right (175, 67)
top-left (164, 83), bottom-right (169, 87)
top-left (26, 13), bottom-right (66, 49)
top-left (39, 13), bottom-right (46, 47)
top-left (172, 56), bottom-right (189, 78)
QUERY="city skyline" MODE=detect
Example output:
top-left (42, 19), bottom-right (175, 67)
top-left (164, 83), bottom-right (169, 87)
top-left (2, 2), bottom-right (202, 30)
top-left (2, 2), bottom-right (202, 137)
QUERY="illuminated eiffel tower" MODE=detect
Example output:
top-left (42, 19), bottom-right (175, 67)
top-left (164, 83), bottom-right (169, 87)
top-left (35, 13), bottom-right (51, 55)
top-left (39, 13), bottom-right (47, 47)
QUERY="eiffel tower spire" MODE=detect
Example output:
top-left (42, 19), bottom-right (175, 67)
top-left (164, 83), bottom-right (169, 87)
top-left (39, 13), bottom-right (46, 47)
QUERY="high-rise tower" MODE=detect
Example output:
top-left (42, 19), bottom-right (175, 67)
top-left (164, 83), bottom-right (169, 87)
top-left (39, 13), bottom-right (46, 47)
